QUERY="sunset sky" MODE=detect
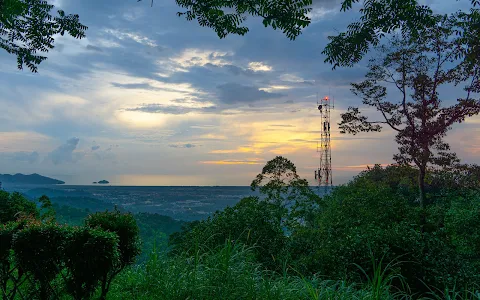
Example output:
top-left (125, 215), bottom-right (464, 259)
top-left (0, 0), bottom-right (478, 186)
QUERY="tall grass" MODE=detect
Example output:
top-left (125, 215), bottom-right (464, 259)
top-left (108, 240), bottom-right (403, 300)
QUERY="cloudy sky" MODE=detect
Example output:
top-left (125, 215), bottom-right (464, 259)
top-left (0, 0), bottom-right (478, 186)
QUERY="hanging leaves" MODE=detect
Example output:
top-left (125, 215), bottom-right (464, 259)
top-left (0, 0), bottom-right (87, 72)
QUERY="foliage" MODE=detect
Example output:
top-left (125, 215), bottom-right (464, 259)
top-left (251, 155), bottom-right (321, 227)
top-left (12, 221), bottom-right (68, 299)
top-left (169, 196), bottom-right (287, 270)
top-left (54, 204), bottom-right (90, 226)
top-left (38, 195), bottom-right (56, 223)
top-left (63, 226), bottom-right (119, 300)
top-left (86, 207), bottom-right (141, 299)
top-left (288, 164), bottom-right (480, 295)
top-left (2, 157), bottom-right (480, 299)
top-left (0, 190), bottom-right (39, 223)
top-left (445, 195), bottom-right (480, 258)
top-left (338, 17), bottom-right (480, 206)
top-left (322, 0), bottom-right (480, 69)
top-left (0, 191), bottom-right (130, 300)
top-left (0, 0), bottom-right (87, 72)
top-left (134, 212), bottom-right (185, 261)
top-left (142, 0), bottom-right (313, 40)
top-left (110, 241), bottom-right (378, 300)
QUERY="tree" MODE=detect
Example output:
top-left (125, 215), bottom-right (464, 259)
top-left (250, 156), bottom-right (319, 227)
top-left (143, 0), bottom-right (313, 40)
top-left (85, 207), bottom-right (141, 300)
top-left (322, 0), bottom-right (480, 69)
top-left (0, 191), bottom-right (38, 223)
top-left (38, 195), bottom-right (55, 223)
top-left (338, 16), bottom-right (480, 209)
top-left (0, 0), bottom-right (87, 72)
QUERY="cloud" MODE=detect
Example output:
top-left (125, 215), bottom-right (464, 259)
top-left (86, 44), bottom-right (103, 52)
top-left (311, 0), bottom-right (342, 8)
top-left (248, 62), bottom-right (272, 72)
top-left (199, 159), bottom-right (264, 165)
top-left (169, 143), bottom-right (197, 148)
top-left (216, 83), bottom-right (286, 104)
top-left (103, 28), bottom-right (157, 47)
top-left (93, 149), bottom-right (116, 161)
top-left (47, 138), bottom-right (83, 165)
top-left (315, 66), bottom-right (368, 87)
top-left (209, 146), bottom-right (262, 154)
top-left (125, 104), bottom-right (217, 115)
top-left (111, 82), bottom-right (156, 90)
top-left (269, 124), bottom-right (296, 128)
top-left (110, 82), bottom-right (204, 96)
top-left (13, 151), bottom-right (40, 164)
top-left (91, 145), bottom-right (101, 151)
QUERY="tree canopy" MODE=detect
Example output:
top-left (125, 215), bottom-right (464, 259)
top-left (0, 0), bottom-right (87, 72)
top-left (146, 0), bottom-right (313, 40)
top-left (338, 15), bottom-right (480, 207)
top-left (322, 0), bottom-right (480, 69)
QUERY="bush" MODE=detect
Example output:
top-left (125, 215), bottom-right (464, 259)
top-left (288, 165), bottom-right (480, 295)
top-left (64, 226), bottom-right (120, 299)
top-left (86, 207), bottom-right (141, 299)
top-left (0, 191), bottom-right (129, 300)
top-left (169, 196), bottom-right (287, 270)
top-left (12, 221), bottom-right (68, 299)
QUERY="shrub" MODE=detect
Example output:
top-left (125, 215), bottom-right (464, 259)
top-left (64, 226), bottom-right (120, 299)
top-left (12, 221), bottom-right (68, 299)
top-left (169, 196), bottom-right (287, 270)
top-left (86, 207), bottom-right (141, 299)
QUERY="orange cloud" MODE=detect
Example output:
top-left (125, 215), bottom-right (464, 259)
top-left (209, 146), bottom-right (262, 154)
top-left (199, 159), bottom-right (263, 165)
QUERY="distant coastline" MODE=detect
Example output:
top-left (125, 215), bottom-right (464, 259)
top-left (0, 173), bottom-right (64, 185)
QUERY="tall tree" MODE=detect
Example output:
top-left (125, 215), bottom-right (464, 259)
top-left (0, 0), bottom-right (87, 72)
top-left (250, 156), bottom-right (319, 227)
top-left (338, 15), bottom-right (480, 208)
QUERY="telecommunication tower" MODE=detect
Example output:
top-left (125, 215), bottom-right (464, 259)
top-left (314, 94), bottom-right (333, 193)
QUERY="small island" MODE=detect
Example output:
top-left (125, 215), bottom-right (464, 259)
top-left (98, 180), bottom-right (110, 184)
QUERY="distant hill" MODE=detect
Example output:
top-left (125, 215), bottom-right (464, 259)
top-left (0, 173), bottom-right (64, 185)
top-left (98, 180), bottom-right (109, 184)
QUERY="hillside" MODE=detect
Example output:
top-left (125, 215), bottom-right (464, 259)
top-left (0, 173), bottom-right (65, 185)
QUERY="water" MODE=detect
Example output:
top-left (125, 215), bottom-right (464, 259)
top-left (2, 184), bottom-right (332, 221)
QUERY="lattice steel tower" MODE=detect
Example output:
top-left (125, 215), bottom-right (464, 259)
top-left (314, 94), bottom-right (333, 192)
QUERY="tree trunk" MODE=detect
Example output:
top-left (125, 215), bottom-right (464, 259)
top-left (418, 167), bottom-right (426, 209)
top-left (418, 167), bottom-right (427, 233)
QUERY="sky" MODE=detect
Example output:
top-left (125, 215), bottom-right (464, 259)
top-left (0, 0), bottom-right (478, 186)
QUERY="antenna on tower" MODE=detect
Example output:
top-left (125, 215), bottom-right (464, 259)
top-left (315, 93), bottom-right (334, 195)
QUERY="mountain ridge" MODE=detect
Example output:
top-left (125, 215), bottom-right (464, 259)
top-left (0, 173), bottom-right (65, 185)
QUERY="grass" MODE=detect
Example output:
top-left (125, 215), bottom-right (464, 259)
top-left (108, 240), bottom-right (480, 300)
top-left (108, 240), bottom-right (399, 300)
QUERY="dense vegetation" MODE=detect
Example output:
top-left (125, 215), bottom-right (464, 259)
top-left (1, 0), bottom-right (479, 298)
top-left (1, 156), bottom-right (479, 299)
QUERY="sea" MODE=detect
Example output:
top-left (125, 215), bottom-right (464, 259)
top-left (2, 184), bottom-right (331, 222)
